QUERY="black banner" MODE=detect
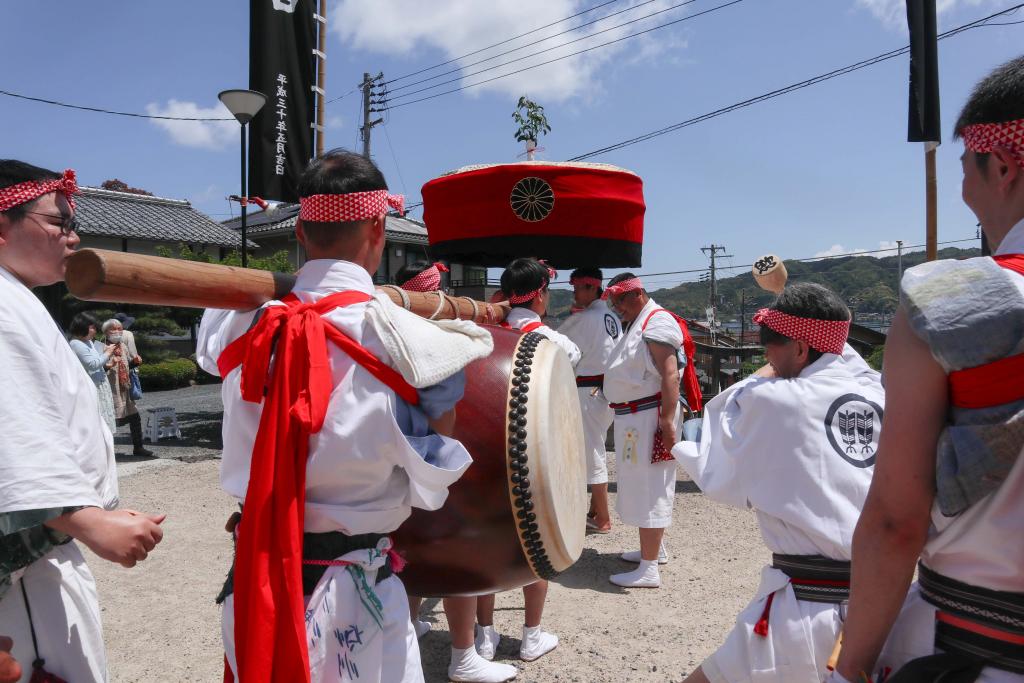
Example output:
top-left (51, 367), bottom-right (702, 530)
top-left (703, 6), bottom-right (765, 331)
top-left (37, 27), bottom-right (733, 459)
top-left (906, 0), bottom-right (941, 142)
top-left (249, 0), bottom-right (316, 202)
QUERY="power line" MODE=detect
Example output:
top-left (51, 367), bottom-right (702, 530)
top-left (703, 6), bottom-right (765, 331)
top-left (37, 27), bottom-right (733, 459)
top-left (384, 0), bottom-right (628, 85)
top-left (0, 89), bottom-right (233, 121)
top-left (385, 0), bottom-right (744, 110)
top-left (326, 87), bottom-right (359, 105)
top-left (567, 4), bottom-right (1024, 160)
top-left (386, 0), bottom-right (684, 96)
top-left (380, 122), bottom-right (408, 197)
top-left (549, 237), bottom-right (980, 284)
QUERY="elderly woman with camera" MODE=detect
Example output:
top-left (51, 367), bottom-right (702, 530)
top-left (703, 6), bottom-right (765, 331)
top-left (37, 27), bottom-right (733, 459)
top-left (102, 318), bottom-right (153, 457)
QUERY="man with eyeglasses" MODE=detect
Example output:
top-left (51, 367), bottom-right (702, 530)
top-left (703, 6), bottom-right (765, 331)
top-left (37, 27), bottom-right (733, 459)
top-left (0, 159), bottom-right (165, 682)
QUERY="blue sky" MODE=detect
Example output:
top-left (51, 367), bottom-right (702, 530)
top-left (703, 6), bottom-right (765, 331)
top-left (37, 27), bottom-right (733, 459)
top-left (3, 1), bottom-right (1021, 288)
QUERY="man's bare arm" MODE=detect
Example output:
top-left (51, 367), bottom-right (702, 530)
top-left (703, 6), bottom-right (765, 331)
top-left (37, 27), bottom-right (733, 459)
top-left (836, 308), bottom-right (945, 678)
top-left (428, 409), bottom-right (457, 438)
top-left (648, 341), bottom-right (681, 439)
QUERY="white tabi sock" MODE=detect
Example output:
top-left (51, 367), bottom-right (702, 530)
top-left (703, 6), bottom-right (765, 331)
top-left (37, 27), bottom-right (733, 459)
top-left (519, 624), bottom-right (558, 661)
top-left (414, 618), bottom-right (431, 639)
top-left (475, 623), bottom-right (500, 660)
top-left (609, 559), bottom-right (661, 588)
top-left (448, 646), bottom-right (518, 682)
top-left (619, 542), bottom-right (669, 564)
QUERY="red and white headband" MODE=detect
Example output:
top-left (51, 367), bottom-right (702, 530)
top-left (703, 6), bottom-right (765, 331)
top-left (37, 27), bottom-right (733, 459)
top-left (400, 262), bottom-right (449, 293)
top-left (602, 276), bottom-right (643, 299)
top-left (961, 118), bottom-right (1024, 168)
top-left (753, 307), bottom-right (849, 355)
top-left (299, 189), bottom-right (404, 222)
top-left (0, 168), bottom-right (80, 213)
top-left (507, 261), bottom-right (556, 304)
top-left (570, 275), bottom-right (602, 288)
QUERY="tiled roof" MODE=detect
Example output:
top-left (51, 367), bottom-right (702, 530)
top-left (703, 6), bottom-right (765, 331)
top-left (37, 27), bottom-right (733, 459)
top-left (74, 187), bottom-right (254, 248)
top-left (221, 204), bottom-right (429, 244)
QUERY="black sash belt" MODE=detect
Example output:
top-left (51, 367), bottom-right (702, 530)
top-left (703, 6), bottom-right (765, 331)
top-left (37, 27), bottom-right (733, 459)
top-left (576, 374), bottom-right (604, 389)
top-left (903, 562), bottom-right (1024, 676)
top-left (609, 393), bottom-right (661, 415)
top-left (216, 528), bottom-right (392, 604)
top-left (771, 554), bottom-right (851, 604)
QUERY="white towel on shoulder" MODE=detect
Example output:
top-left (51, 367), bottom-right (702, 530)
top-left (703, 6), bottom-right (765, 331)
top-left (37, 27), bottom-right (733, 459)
top-left (365, 291), bottom-right (494, 388)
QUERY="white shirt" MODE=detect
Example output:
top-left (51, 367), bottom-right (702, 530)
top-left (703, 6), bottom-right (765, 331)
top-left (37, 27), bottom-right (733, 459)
top-left (558, 299), bottom-right (621, 377)
top-left (0, 267), bottom-right (117, 515)
top-left (196, 259), bottom-right (471, 535)
top-left (603, 298), bottom-right (683, 404)
top-left (674, 345), bottom-right (881, 558)
top-left (994, 217), bottom-right (1024, 298)
top-left (504, 307), bottom-right (581, 367)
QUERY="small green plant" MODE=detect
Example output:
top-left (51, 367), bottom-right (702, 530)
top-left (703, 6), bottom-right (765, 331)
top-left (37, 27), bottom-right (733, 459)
top-left (512, 96), bottom-right (551, 160)
top-left (137, 358), bottom-right (198, 391)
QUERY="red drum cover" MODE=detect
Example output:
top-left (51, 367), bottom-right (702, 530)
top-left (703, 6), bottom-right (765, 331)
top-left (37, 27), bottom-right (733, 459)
top-left (421, 161), bottom-right (645, 268)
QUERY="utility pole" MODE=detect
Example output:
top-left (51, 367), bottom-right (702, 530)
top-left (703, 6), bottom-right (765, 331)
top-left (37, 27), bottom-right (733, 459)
top-left (701, 244), bottom-right (731, 344)
top-left (360, 72), bottom-right (384, 159)
top-left (896, 240), bottom-right (904, 298)
top-left (740, 289), bottom-right (746, 345)
top-left (313, 1), bottom-right (328, 158)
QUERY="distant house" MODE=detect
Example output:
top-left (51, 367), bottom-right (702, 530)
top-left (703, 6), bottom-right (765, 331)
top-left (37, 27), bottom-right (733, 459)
top-left (221, 204), bottom-right (488, 287)
top-left (37, 186), bottom-right (256, 326)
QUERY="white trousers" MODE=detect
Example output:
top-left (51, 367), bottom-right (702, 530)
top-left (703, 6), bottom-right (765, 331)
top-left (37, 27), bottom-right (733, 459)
top-left (877, 582), bottom-right (1022, 683)
top-left (0, 542), bottom-right (107, 683)
top-left (578, 387), bottom-right (613, 485)
top-left (223, 546), bottom-right (423, 683)
top-left (702, 566), bottom-right (841, 683)
top-left (613, 409), bottom-right (678, 528)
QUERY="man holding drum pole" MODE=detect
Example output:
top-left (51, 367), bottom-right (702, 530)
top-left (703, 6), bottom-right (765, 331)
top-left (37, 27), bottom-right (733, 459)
top-left (603, 273), bottom-right (701, 588)
top-left (197, 149), bottom-right (494, 683)
top-left (558, 267), bottom-right (619, 534)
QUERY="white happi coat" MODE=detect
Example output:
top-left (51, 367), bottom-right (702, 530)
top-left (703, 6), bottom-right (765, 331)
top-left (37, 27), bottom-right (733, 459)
top-left (673, 345), bottom-right (881, 683)
top-left (603, 298), bottom-right (682, 528)
top-left (0, 266), bottom-right (118, 683)
top-left (504, 307), bottom-right (581, 366)
top-left (197, 260), bottom-right (474, 683)
top-left (877, 221), bottom-right (1024, 683)
top-left (559, 299), bottom-right (619, 484)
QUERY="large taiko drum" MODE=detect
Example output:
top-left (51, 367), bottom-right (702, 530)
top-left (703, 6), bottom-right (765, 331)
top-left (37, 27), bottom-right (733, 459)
top-left (392, 326), bottom-right (587, 597)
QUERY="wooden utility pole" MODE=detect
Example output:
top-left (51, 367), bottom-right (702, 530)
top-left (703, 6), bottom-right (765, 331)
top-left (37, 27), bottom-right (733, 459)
top-left (360, 72), bottom-right (383, 159)
top-left (314, 1), bottom-right (327, 158)
top-left (701, 244), bottom-right (731, 344)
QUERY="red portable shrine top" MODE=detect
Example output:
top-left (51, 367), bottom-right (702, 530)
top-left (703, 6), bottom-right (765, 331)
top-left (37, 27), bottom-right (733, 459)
top-left (421, 161), bottom-right (645, 268)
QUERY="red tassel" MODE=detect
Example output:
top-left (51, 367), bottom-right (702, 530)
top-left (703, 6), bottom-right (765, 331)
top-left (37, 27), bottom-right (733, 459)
top-left (29, 661), bottom-right (68, 683)
top-left (753, 591), bottom-right (776, 637)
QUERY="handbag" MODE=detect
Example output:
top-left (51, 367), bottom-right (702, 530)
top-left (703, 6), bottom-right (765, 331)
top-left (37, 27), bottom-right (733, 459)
top-left (129, 367), bottom-right (143, 401)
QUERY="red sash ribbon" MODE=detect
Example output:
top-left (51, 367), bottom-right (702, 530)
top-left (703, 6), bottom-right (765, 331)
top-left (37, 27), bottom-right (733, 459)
top-left (948, 254), bottom-right (1024, 409)
top-left (499, 320), bottom-right (544, 334)
top-left (217, 290), bottom-right (417, 683)
top-left (641, 309), bottom-right (703, 412)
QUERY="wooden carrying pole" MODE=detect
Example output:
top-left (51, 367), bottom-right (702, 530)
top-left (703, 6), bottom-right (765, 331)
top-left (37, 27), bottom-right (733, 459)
top-left (65, 249), bottom-right (509, 324)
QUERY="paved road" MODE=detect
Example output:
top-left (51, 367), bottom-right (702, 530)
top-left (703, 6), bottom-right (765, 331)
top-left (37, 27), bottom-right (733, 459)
top-left (114, 383), bottom-right (223, 475)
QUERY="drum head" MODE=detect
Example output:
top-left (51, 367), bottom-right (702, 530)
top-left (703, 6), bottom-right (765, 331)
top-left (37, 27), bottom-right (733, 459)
top-left (506, 332), bottom-right (587, 576)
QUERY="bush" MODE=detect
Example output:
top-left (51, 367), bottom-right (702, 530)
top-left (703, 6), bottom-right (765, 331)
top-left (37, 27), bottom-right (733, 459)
top-left (866, 345), bottom-right (885, 371)
top-left (137, 358), bottom-right (198, 391)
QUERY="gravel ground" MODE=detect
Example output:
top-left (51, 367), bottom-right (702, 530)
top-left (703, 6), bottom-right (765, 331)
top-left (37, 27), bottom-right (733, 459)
top-left (88, 385), bottom-right (766, 682)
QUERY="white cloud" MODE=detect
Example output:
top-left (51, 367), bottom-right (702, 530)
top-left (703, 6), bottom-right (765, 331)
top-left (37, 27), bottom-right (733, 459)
top-left (146, 99), bottom-right (237, 150)
top-left (855, 0), bottom-right (994, 30)
top-left (813, 240), bottom-right (904, 258)
top-left (327, 115), bottom-right (344, 130)
top-left (331, 0), bottom-right (691, 103)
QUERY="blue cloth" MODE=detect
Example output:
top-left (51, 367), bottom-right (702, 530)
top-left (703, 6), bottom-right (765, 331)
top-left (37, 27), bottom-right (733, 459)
top-left (394, 370), bottom-right (466, 466)
top-left (69, 338), bottom-right (108, 386)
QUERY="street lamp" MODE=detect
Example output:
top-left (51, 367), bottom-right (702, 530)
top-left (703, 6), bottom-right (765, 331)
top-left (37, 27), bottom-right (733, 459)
top-left (218, 89), bottom-right (267, 268)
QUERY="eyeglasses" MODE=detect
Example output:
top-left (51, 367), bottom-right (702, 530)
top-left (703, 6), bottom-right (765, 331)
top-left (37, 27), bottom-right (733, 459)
top-left (24, 210), bottom-right (78, 236)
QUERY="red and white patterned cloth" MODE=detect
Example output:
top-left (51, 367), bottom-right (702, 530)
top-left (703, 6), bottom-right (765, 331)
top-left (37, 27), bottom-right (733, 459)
top-left (602, 276), bottom-right (643, 300)
top-left (507, 261), bottom-right (556, 304)
top-left (752, 307), bottom-right (849, 355)
top-left (962, 117), bottom-right (1024, 169)
top-left (0, 168), bottom-right (80, 213)
top-left (400, 262), bottom-right (449, 293)
top-left (298, 189), bottom-right (404, 222)
top-left (570, 275), bottom-right (602, 288)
